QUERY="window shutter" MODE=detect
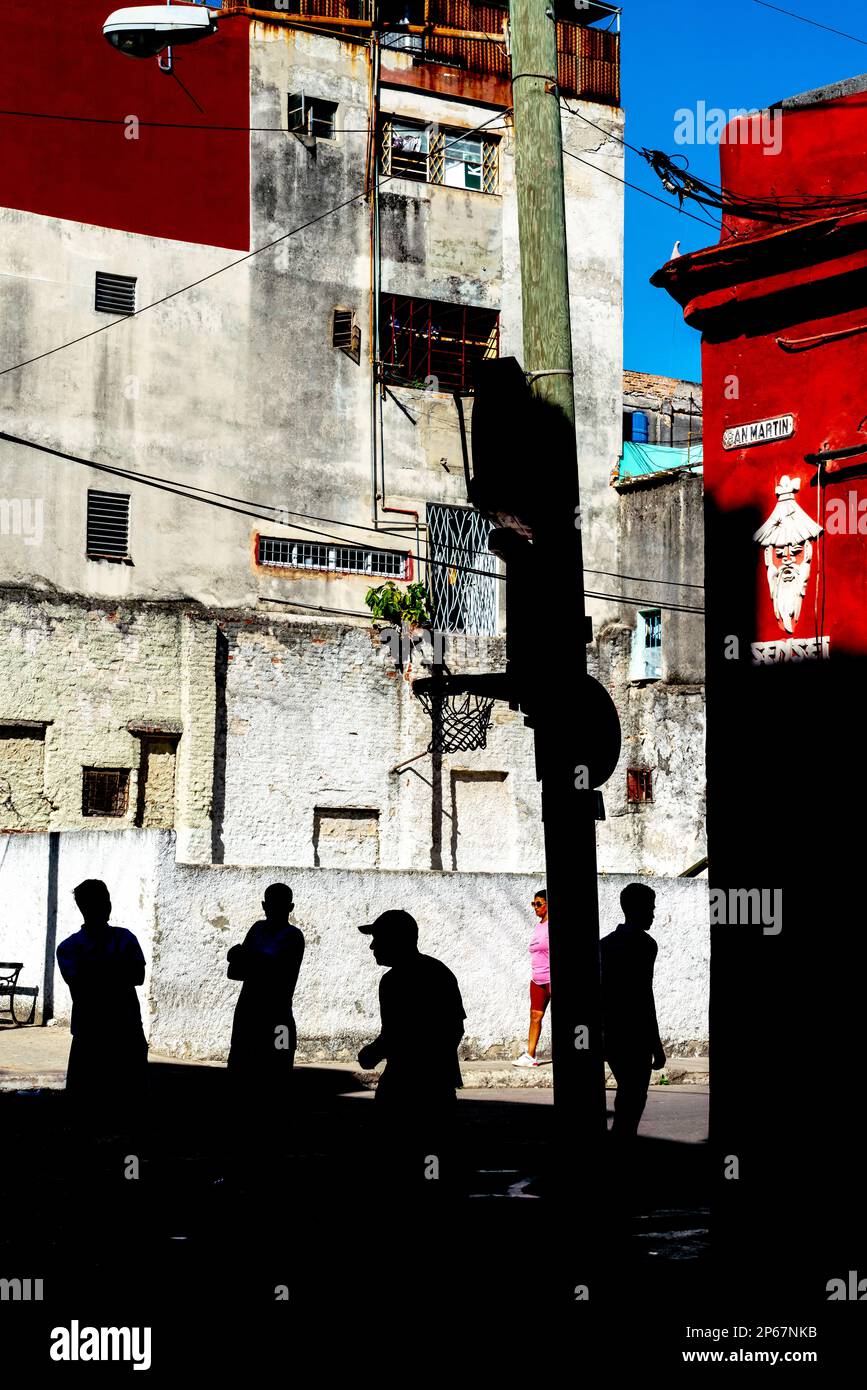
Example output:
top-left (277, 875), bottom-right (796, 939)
top-left (87, 490), bottom-right (130, 560)
top-left (332, 309), bottom-right (361, 363)
top-left (287, 92), bottom-right (306, 132)
top-left (94, 272), bottom-right (136, 315)
top-left (332, 309), bottom-right (354, 350)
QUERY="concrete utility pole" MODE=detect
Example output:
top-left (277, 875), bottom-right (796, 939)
top-left (509, 0), bottom-right (608, 1150)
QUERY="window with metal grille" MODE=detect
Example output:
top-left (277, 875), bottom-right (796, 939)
top-left (332, 308), bottom-right (361, 364)
top-left (288, 93), bottom-right (337, 139)
top-left (631, 607), bottom-right (662, 680)
top-left (94, 272), bottom-right (136, 315)
top-left (258, 536), bottom-right (409, 579)
top-left (627, 768), bottom-right (653, 805)
top-left (427, 503), bottom-right (497, 635)
top-left (380, 117), bottom-right (499, 194)
top-left (86, 490), bottom-right (130, 561)
top-left (82, 767), bottom-right (130, 818)
top-left (380, 294), bottom-right (499, 393)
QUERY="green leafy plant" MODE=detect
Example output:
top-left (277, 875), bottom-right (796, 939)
top-left (364, 580), bottom-right (432, 627)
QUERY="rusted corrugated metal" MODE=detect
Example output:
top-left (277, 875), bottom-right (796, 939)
top-left (429, 2), bottom-right (619, 105)
top-left (426, 0), bottom-right (508, 79)
top-left (227, 2), bottom-right (619, 106)
top-left (557, 21), bottom-right (620, 105)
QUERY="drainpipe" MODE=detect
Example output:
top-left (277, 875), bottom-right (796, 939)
top-left (367, 13), bottom-right (421, 575)
top-left (367, 17), bottom-right (380, 527)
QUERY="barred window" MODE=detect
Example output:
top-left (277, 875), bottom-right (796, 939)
top-left (427, 503), bottom-right (497, 636)
top-left (380, 294), bottom-right (499, 393)
top-left (332, 308), bottom-right (361, 363)
top-left (627, 768), bottom-right (653, 805)
top-left (631, 607), bottom-right (662, 680)
top-left (258, 536), bottom-right (409, 579)
top-left (380, 117), bottom-right (499, 194)
top-left (82, 768), bottom-right (130, 818)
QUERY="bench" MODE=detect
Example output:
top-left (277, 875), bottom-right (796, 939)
top-left (0, 963), bottom-right (38, 1025)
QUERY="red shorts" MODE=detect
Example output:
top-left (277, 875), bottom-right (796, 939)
top-left (530, 980), bottom-right (551, 1010)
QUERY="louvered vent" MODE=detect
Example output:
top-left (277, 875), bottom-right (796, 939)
top-left (87, 490), bottom-right (130, 560)
top-left (94, 272), bottom-right (137, 315)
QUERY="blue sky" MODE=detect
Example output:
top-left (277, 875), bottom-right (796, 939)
top-left (619, 0), bottom-right (867, 381)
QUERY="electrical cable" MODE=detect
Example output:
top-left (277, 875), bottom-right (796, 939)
top-left (561, 146), bottom-right (725, 233)
top-left (0, 110), bottom-right (394, 134)
top-left (0, 109), bottom-right (510, 383)
top-left (0, 413), bottom-right (706, 592)
top-left (0, 429), bottom-right (704, 612)
top-left (751, 0), bottom-right (867, 46)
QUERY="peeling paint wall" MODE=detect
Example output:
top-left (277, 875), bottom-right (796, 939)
top-left (594, 471), bottom-right (706, 874)
top-left (0, 726), bottom-right (49, 831)
top-left (0, 25), bottom-right (631, 871)
top-left (0, 583), bottom-right (704, 876)
top-left (0, 27), bottom-right (624, 621)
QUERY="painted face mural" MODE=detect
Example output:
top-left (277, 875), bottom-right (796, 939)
top-left (753, 475), bottom-right (824, 634)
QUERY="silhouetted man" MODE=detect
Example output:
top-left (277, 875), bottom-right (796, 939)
top-left (57, 879), bottom-right (148, 1121)
top-left (358, 910), bottom-right (465, 1194)
top-left (227, 883), bottom-right (305, 1085)
top-left (600, 883), bottom-right (666, 1141)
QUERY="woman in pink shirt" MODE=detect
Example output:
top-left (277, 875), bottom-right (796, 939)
top-left (513, 889), bottom-right (549, 1067)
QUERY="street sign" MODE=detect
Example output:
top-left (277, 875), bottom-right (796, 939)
top-left (723, 414), bottom-right (795, 449)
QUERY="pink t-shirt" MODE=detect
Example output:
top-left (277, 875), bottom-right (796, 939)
top-left (529, 917), bottom-right (550, 985)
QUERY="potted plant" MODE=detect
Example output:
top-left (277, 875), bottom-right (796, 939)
top-left (365, 581), bottom-right (433, 668)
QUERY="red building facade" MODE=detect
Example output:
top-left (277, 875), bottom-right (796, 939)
top-left (655, 77), bottom-right (867, 1292)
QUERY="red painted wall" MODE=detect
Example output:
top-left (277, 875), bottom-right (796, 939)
top-left (720, 85), bottom-right (867, 239)
top-left (703, 285), bottom-right (867, 655)
top-left (0, 2), bottom-right (250, 249)
top-left (653, 83), bottom-right (867, 1282)
top-left (660, 89), bottom-right (867, 658)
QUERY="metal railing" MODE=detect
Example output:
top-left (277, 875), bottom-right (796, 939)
top-left (427, 502), bottom-right (498, 635)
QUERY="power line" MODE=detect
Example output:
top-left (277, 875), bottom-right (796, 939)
top-left (0, 429), bottom-right (704, 613)
top-left (752, 0), bottom-right (867, 45)
top-left (0, 109), bottom-right (381, 134)
top-left (561, 146), bottom-right (724, 234)
top-left (0, 110), bottom-right (510, 383)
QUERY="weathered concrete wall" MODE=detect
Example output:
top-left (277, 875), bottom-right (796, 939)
top-left (0, 588), bottom-right (549, 867)
top-left (0, 725), bottom-right (49, 830)
top-left (0, 829), bottom-right (709, 1057)
top-left (0, 591), bottom-right (216, 847)
top-left (218, 615), bottom-right (545, 871)
top-left (0, 830), bottom-right (158, 1029)
top-left (0, 587), bottom-right (706, 876)
top-left (0, 28), bottom-right (624, 628)
top-left (592, 470), bottom-right (706, 875)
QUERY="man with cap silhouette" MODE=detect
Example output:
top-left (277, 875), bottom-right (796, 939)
top-left (358, 910), bottom-right (465, 1193)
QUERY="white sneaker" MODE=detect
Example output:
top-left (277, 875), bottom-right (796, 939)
top-left (512, 1052), bottom-right (538, 1068)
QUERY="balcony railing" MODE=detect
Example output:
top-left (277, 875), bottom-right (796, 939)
top-left (226, 2), bottom-right (621, 107)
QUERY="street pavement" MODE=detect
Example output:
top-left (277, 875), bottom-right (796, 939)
top-left (0, 1021), bottom-right (709, 1091)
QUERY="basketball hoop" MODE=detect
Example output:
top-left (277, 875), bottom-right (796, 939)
top-left (414, 681), bottom-right (496, 755)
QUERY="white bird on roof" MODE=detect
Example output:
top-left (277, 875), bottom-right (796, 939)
top-left (670, 239), bottom-right (682, 260)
